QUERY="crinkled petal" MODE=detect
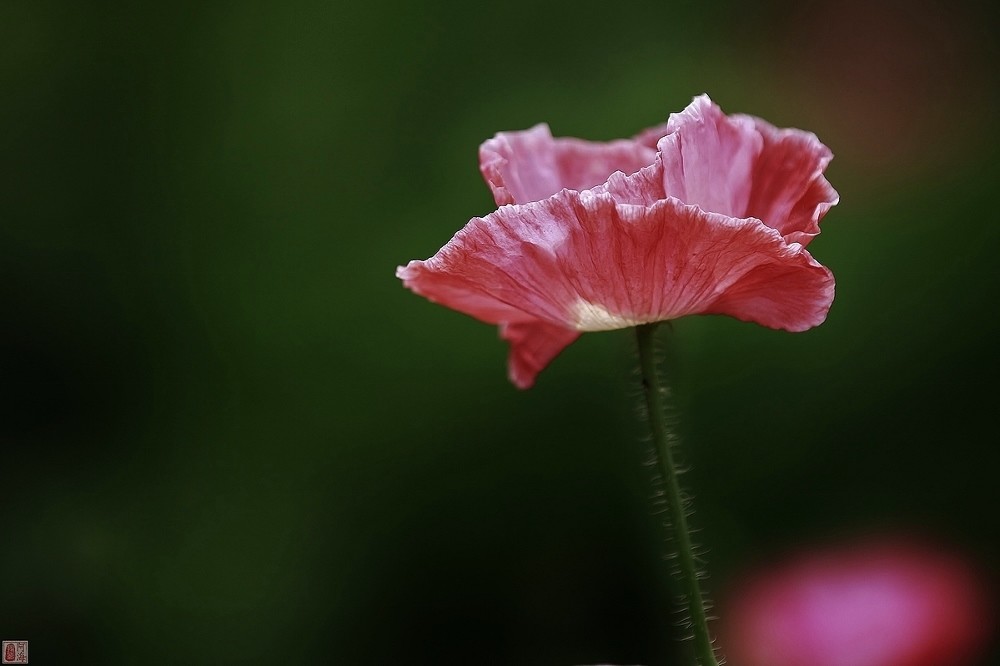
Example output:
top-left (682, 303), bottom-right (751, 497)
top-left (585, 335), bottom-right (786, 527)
top-left (593, 158), bottom-right (667, 205)
top-left (396, 202), bottom-right (578, 329)
top-left (550, 192), bottom-right (834, 333)
top-left (500, 320), bottom-right (580, 389)
top-left (398, 189), bottom-right (835, 344)
top-left (702, 246), bottom-right (834, 331)
top-left (479, 124), bottom-right (656, 205)
top-left (657, 94), bottom-right (837, 245)
top-left (739, 115), bottom-right (840, 247)
top-left (657, 94), bottom-right (763, 222)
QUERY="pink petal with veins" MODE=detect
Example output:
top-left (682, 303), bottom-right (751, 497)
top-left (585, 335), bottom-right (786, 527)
top-left (479, 124), bottom-right (656, 206)
top-left (398, 187), bottom-right (832, 386)
top-left (658, 95), bottom-right (763, 221)
top-left (658, 94), bottom-right (839, 244)
top-left (741, 115), bottom-right (840, 246)
top-left (500, 321), bottom-right (580, 389)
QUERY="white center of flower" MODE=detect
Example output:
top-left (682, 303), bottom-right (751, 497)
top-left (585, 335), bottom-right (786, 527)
top-left (570, 299), bottom-right (649, 331)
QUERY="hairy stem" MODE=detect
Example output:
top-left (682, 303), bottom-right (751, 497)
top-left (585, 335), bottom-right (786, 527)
top-left (635, 323), bottom-right (719, 666)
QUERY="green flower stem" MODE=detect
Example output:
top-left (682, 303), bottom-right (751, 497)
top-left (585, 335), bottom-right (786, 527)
top-left (635, 323), bottom-right (719, 666)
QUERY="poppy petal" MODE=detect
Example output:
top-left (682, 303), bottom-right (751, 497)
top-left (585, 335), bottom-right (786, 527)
top-left (480, 124), bottom-right (656, 205)
top-left (703, 246), bottom-right (835, 331)
top-left (657, 95), bottom-right (837, 245)
top-left (500, 320), bottom-right (580, 389)
top-left (657, 95), bottom-right (764, 222)
top-left (740, 116), bottom-right (840, 246)
top-left (399, 190), bottom-right (834, 338)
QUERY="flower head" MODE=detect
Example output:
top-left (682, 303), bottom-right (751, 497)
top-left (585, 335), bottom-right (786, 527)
top-left (398, 95), bottom-right (838, 387)
top-left (719, 538), bottom-right (992, 666)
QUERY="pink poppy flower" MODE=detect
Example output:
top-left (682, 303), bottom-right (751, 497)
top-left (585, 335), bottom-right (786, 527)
top-left (719, 539), bottom-right (992, 666)
top-left (397, 95), bottom-right (838, 388)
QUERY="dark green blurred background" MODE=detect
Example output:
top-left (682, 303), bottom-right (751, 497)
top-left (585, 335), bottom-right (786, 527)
top-left (2, 1), bottom-right (998, 664)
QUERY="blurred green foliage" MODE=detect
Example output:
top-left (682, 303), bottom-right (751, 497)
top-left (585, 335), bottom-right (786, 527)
top-left (2, 1), bottom-right (997, 664)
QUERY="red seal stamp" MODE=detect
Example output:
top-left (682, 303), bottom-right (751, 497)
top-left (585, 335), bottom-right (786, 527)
top-left (1, 641), bottom-right (28, 664)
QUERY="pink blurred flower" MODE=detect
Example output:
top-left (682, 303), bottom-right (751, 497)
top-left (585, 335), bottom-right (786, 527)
top-left (720, 539), bottom-right (992, 666)
top-left (398, 95), bottom-right (837, 388)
